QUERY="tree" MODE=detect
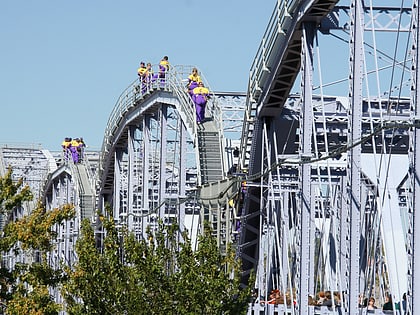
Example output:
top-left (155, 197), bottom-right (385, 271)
top-left (63, 210), bottom-right (252, 315)
top-left (0, 168), bottom-right (76, 315)
top-left (172, 223), bottom-right (252, 315)
top-left (61, 217), bottom-right (141, 315)
top-left (0, 168), bottom-right (32, 215)
top-left (0, 167), bottom-right (252, 314)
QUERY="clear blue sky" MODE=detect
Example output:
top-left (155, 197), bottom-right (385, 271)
top-left (0, 0), bottom-right (273, 151)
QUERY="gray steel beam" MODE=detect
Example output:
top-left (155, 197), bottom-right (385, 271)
top-left (128, 126), bottom-right (135, 231)
top-left (346, 0), bottom-right (364, 313)
top-left (114, 149), bottom-right (123, 218)
top-left (409, 1), bottom-right (420, 314)
top-left (142, 115), bottom-right (151, 236)
top-left (297, 21), bottom-right (316, 315)
top-left (159, 105), bottom-right (168, 219)
top-left (179, 119), bottom-right (187, 233)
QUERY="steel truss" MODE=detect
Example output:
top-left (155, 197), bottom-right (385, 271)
top-left (241, 1), bottom-right (418, 314)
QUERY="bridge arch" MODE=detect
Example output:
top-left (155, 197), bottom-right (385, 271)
top-left (96, 65), bottom-right (228, 241)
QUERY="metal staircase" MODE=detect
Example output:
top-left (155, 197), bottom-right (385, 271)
top-left (168, 68), bottom-right (231, 249)
top-left (197, 122), bottom-right (224, 184)
top-left (196, 119), bottom-right (232, 252)
top-left (71, 162), bottom-right (95, 220)
top-left (167, 66), bottom-right (226, 186)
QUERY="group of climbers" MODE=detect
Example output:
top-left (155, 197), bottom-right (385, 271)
top-left (186, 67), bottom-right (210, 124)
top-left (61, 137), bottom-right (86, 164)
top-left (137, 56), bottom-right (170, 93)
top-left (136, 57), bottom-right (210, 124)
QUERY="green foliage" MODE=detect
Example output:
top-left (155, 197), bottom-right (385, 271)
top-left (0, 167), bottom-right (76, 314)
top-left (6, 278), bottom-right (61, 315)
top-left (63, 213), bottom-right (252, 315)
top-left (0, 168), bottom-right (33, 214)
top-left (1, 202), bottom-right (75, 315)
top-left (0, 168), bottom-right (252, 314)
top-left (0, 202), bottom-right (76, 253)
top-left (62, 218), bottom-right (140, 315)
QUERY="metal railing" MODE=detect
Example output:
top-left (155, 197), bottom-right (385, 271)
top-left (239, 0), bottom-right (304, 173)
top-left (248, 0), bottom-right (300, 105)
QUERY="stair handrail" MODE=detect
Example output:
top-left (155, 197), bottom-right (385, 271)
top-left (69, 161), bottom-right (96, 220)
top-left (239, 0), bottom-right (302, 174)
top-left (80, 155), bottom-right (96, 195)
top-left (166, 65), bottom-right (198, 139)
top-left (168, 66), bottom-right (227, 183)
top-left (165, 66), bottom-right (203, 186)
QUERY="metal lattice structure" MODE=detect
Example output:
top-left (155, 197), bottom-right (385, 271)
top-left (1, 1), bottom-right (420, 314)
top-left (240, 0), bottom-right (418, 314)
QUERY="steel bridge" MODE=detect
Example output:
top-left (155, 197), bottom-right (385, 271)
top-left (1, 0), bottom-right (420, 314)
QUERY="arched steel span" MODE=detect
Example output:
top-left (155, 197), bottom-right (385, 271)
top-left (41, 154), bottom-right (98, 306)
top-left (237, 0), bottom-right (418, 314)
top-left (95, 65), bottom-right (231, 242)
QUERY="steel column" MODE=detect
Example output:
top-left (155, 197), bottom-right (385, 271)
top-left (409, 0), bottom-right (420, 314)
top-left (128, 126), bottom-right (135, 231)
top-left (142, 115), bottom-right (151, 236)
top-left (297, 21), bottom-right (316, 314)
top-left (347, 0), bottom-right (364, 313)
top-left (178, 118), bottom-right (187, 233)
top-left (114, 149), bottom-right (123, 218)
top-left (159, 105), bottom-right (168, 219)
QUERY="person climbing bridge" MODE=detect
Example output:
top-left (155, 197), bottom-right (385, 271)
top-left (61, 137), bottom-right (72, 162)
top-left (137, 61), bottom-right (148, 93)
top-left (77, 137), bottom-right (86, 162)
top-left (145, 62), bottom-right (154, 88)
top-left (192, 81), bottom-right (210, 124)
top-left (158, 56), bottom-right (170, 87)
top-left (70, 138), bottom-right (80, 163)
top-left (187, 67), bottom-right (202, 96)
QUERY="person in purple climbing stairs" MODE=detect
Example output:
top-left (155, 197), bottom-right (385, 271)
top-left (158, 56), bottom-right (170, 87)
top-left (77, 137), bottom-right (86, 162)
top-left (61, 137), bottom-right (72, 162)
top-left (70, 138), bottom-right (80, 163)
top-left (187, 67), bottom-right (202, 96)
top-left (192, 82), bottom-right (210, 124)
top-left (137, 61), bottom-right (148, 93)
top-left (145, 62), bottom-right (155, 90)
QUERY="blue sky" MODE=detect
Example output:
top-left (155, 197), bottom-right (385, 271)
top-left (0, 0), bottom-right (273, 151)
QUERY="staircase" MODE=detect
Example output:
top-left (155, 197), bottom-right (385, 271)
top-left (166, 68), bottom-right (233, 250)
top-left (195, 107), bottom-right (234, 252)
top-left (197, 120), bottom-right (224, 184)
top-left (166, 66), bottom-right (226, 185)
top-left (72, 163), bottom-right (95, 220)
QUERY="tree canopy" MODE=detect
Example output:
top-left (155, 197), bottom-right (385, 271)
top-left (62, 214), bottom-right (251, 315)
top-left (0, 168), bottom-right (252, 314)
top-left (0, 168), bottom-right (75, 315)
